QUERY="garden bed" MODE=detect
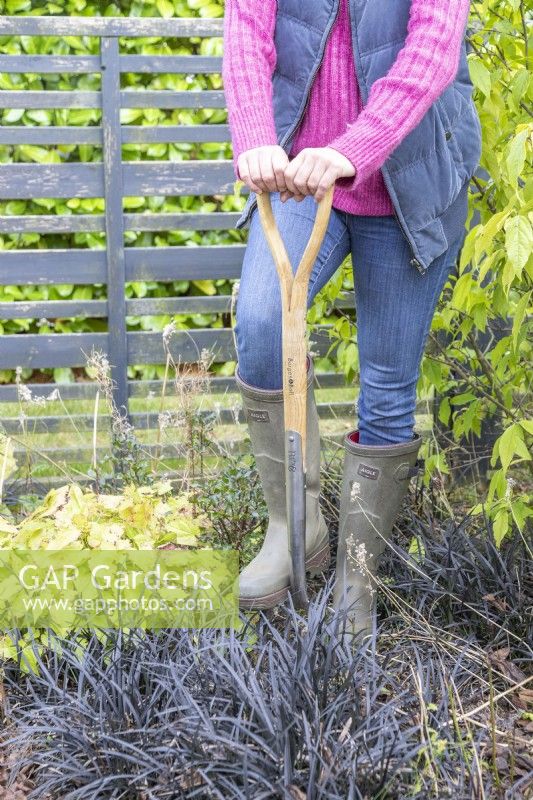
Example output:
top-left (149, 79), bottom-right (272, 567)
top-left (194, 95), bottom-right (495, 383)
top-left (1, 459), bottom-right (531, 800)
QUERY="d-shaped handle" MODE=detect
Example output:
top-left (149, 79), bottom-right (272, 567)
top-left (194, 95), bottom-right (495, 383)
top-left (256, 185), bottom-right (334, 308)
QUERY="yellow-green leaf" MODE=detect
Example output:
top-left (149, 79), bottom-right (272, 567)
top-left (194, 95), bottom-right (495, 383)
top-left (497, 423), bottom-right (531, 473)
top-left (493, 510), bottom-right (509, 548)
top-left (468, 58), bottom-right (491, 97)
top-left (505, 128), bottom-right (529, 185)
top-left (505, 216), bottom-right (533, 275)
top-left (157, 0), bottom-right (175, 17)
top-left (511, 289), bottom-right (531, 350)
top-left (0, 434), bottom-right (16, 484)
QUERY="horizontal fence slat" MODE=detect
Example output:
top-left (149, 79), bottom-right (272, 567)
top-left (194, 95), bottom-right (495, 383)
top-left (0, 210), bottom-right (241, 234)
top-left (0, 300), bottom-right (108, 320)
top-left (0, 124), bottom-right (230, 146)
top-left (3, 474), bottom-right (190, 493)
top-left (128, 329), bottom-right (236, 365)
top-left (0, 163), bottom-right (103, 200)
top-left (0, 55), bottom-right (223, 75)
top-left (125, 245), bottom-right (245, 281)
top-left (122, 124), bottom-right (230, 144)
top-left (0, 161), bottom-right (239, 199)
top-left (123, 210), bottom-right (239, 230)
top-left (0, 292), bottom-right (354, 321)
top-left (13, 441), bottom-right (251, 463)
top-left (0, 329), bottom-right (234, 369)
top-left (2, 404), bottom-right (435, 437)
top-left (0, 90), bottom-right (101, 109)
top-left (0, 250), bottom-right (106, 285)
top-left (0, 55), bottom-right (100, 73)
top-left (1, 332), bottom-right (108, 370)
top-left (0, 245), bottom-right (245, 285)
top-left (122, 370), bottom-right (356, 397)
top-left (0, 17), bottom-right (224, 38)
top-left (119, 55), bottom-right (222, 73)
top-left (0, 371), bottom-right (353, 403)
top-left (126, 296), bottom-right (232, 316)
top-left (0, 328), bottom-right (336, 370)
top-left (2, 405), bottom-right (355, 434)
top-left (123, 161), bottom-right (237, 197)
top-left (0, 296), bottom-right (230, 321)
top-left (0, 214), bottom-right (106, 234)
top-left (120, 90), bottom-right (225, 108)
top-left (0, 127), bottom-right (102, 146)
top-left (0, 90), bottom-right (226, 110)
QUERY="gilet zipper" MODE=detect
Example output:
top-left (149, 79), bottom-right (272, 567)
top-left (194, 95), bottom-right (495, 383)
top-left (381, 165), bottom-right (427, 276)
top-left (346, 0), bottom-right (427, 276)
top-left (281, 0), bottom-right (342, 152)
top-left (347, 0), bottom-right (426, 275)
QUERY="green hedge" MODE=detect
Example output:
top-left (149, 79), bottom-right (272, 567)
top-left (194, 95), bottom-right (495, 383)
top-left (0, 0), bottom-right (350, 385)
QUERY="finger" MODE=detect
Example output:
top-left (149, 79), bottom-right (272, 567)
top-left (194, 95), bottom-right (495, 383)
top-left (258, 150), bottom-right (278, 192)
top-left (271, 150), bottom-right (289, 193)
top-left (281, 191), bottom-right (303, 202)
top-left (306, 158), bottom-right (328, 197)
top-left (283, 187), bottom-right (305, 202)
top-left (248, 150), bottom-right (267, 193)
top-left (292, 152), bottom-right (314, 196)
top-left (281, 157), bottom-right (305, 201)
top-left (311, 164), bottom-right (337, 201)
top-left (283, 157), bottom-right (299, 195)
top-left (238, 154), bottom-right (263, 194)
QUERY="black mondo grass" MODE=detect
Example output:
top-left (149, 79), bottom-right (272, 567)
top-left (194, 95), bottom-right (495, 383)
top-left (1, 474), bottom-right (532, 799)
top-left (4, 513), bottom-right (533, 800)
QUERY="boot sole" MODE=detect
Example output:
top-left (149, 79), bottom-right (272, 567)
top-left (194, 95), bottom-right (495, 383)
top-left (238, 540), bottom-right (331, 610)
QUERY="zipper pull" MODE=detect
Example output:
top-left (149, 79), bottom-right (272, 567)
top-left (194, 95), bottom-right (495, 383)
top-left (410, 257), bottom-right (427, 276)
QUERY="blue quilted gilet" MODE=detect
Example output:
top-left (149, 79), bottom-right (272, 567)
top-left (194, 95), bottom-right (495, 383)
top-left (233, 0), bottom-right (482, 275)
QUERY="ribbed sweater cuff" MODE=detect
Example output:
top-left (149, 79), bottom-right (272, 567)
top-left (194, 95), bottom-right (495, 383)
top-left (229, 112), bottom-right (279, 181)
top-left (327, 115), bottom-right (396, 191)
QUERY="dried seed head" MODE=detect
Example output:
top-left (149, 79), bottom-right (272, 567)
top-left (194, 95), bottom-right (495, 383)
top-left (199, 347), bottom-right (214, 373)
top-left (158, 410), bottom-right (184, 431)
top-left (86, 349), bottom-right (115, 405)
top-left (350, 480), bottom-right (361, 502)
top-left (16, 383), bottom-right (34, 404)
top-left (345, 532), bottom-right (375, 596)
top-left (163, 320), bottom-right (177, 349)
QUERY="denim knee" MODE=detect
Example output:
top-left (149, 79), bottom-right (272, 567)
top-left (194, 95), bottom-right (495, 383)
top-left (234, 300), bottom-right (283, 389)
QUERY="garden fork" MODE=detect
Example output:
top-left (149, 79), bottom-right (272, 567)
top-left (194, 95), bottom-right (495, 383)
top-left (255, 185), bottom-right (334, 609)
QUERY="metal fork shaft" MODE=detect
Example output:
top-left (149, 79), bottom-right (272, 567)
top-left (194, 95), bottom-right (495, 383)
top-left (285, 430), bottom-right (308, 609)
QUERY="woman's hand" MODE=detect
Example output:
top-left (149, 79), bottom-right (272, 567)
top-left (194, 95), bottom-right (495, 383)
top-left (236, 144), bottom-right (356, 202)
top-left (237, 145), bottom-right (290, 194)
top-left (281, 147), bottom-right (356, 202)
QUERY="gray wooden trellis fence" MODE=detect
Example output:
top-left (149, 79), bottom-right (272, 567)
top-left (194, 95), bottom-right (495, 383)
top-left (0, 15), bottom-right (493, 487)
top-left (0, 15), bottom-right (360, 478)
top-left (0, 15), bottom-right (244, 421)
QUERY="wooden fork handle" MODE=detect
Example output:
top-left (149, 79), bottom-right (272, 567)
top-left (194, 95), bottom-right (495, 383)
top-left (256, 186), bottom-right (334, 467)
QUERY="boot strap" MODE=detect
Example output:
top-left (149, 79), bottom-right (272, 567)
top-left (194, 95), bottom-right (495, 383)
top-left (409, 457), bottom-right (424, 478)
top-left (395, 457), bottom-right (424, 481)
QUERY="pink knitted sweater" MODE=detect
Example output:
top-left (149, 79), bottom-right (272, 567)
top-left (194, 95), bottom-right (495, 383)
top-left (222, 0), bottom-right (470, 217)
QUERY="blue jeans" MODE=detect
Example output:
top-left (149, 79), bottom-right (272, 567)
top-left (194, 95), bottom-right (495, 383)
top-left (234, 192), bottom-right (464, 445)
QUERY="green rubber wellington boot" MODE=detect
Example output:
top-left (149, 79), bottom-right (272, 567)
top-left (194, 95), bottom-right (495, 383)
top-left (235, 355), bottom-right (330, 609)
top-left (332, 428), bottom-right (423, 638)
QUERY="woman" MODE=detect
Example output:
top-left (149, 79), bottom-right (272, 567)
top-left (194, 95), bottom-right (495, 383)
top-left (222, 0), bottom-right (482, 633)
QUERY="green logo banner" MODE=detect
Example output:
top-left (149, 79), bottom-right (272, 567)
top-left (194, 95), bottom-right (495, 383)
top-left (0, 549), bottom-right (239, 630)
